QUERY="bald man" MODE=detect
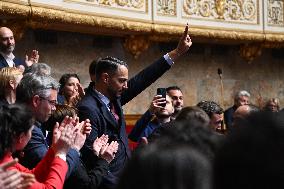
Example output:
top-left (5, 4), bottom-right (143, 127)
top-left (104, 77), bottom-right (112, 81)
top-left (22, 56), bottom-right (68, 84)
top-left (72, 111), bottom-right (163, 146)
top-left (232, 104), bottom-right (260, 129)
top-left (0, 27), bottom-right (39, 69)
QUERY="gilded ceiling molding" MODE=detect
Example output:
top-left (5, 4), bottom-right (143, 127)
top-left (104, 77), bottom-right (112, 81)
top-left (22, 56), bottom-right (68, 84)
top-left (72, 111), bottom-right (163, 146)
top-left (1, 1), bottom-right (284, 44)
top-left (0, 1), bottom-right (31, 17)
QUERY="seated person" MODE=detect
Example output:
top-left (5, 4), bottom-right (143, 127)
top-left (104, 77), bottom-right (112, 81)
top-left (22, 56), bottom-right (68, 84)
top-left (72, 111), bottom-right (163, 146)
top-left (0, 104), bottom-right (77, 189)
top-left (43, 104), bottom-right (119, 189)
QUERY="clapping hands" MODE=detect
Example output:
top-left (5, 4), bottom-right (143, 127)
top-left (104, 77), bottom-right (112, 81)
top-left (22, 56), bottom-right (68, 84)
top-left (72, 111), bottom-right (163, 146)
top-left (93, 134), bottom-right (119, 163)
top-left (52, 116), bottom-right (92, 156)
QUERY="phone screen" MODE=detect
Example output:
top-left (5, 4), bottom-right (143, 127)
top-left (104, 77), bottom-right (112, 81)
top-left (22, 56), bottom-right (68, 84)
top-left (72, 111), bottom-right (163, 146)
top-left (157, 88), bottom-right (167, 107)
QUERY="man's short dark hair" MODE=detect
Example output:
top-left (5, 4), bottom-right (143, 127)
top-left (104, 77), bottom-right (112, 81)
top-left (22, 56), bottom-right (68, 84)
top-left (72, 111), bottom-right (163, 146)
top-left (89, 60), bottom-right (97, 77)
top-left (166, 86), bottom-right (182, 93)
top-left (95, 56), bottom-right (128, 82)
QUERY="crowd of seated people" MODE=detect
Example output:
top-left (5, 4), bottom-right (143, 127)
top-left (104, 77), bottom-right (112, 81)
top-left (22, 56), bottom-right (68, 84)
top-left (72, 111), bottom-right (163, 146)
top-left (1, 23), bottom-right (284, 189)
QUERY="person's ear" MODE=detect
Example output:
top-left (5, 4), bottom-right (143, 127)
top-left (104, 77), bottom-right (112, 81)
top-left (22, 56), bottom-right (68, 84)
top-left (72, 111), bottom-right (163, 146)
top-left (18, 132), bottom-right (26, 144)
top-left (101, 73), bottom-right (110, 83)
top-left (9, 79), bottom-right (16, 90)
top-left (32, 95), bottom-right (41, 108)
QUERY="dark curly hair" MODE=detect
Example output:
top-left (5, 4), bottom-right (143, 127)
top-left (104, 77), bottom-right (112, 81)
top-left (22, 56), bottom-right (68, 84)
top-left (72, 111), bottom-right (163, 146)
top-left (197, 101), bottom-right (223, 118)
top-left (0, 104), bottom-right (34, 159)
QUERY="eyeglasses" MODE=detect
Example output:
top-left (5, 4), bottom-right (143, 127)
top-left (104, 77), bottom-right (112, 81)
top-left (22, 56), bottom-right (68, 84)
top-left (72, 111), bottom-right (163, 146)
top-left (39, 96), bottom-right (57, 107)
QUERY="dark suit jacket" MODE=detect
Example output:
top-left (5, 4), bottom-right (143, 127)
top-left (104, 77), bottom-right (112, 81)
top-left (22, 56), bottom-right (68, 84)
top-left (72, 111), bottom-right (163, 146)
top-left (77, 57), bottom-right (171, 189)
top-left (224, 105), bottom-right (237, 131)
top-left (0, 54), bottom-right (24, 69)
top-left (20, 122), bottom-right (80, 178)
top-left (64, 158), bottom-right (109, 189)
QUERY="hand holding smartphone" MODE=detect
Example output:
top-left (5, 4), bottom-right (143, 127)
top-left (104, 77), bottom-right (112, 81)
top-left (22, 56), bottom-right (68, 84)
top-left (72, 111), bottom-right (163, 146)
top-left (157, 88), bottom-right (167, 107)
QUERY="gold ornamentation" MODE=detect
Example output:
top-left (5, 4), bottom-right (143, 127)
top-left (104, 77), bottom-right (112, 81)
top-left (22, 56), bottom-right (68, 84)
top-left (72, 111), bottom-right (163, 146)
top-left (215, 0), bottom-right (226, 19)
top-left (267, 0), bottom-right (284, 26)
top-left (199, 0), bottom-right (212, 17)
top-left (0, 1), bottom-right (284, 45)
top-left (239, 43), bottom-right (262, 63)
top-left (124, 35), bottom-right (150, 59)
top-left (157, 0), bottom-right (176, 15)
top-left (183, 0), bottom-right (257, 23)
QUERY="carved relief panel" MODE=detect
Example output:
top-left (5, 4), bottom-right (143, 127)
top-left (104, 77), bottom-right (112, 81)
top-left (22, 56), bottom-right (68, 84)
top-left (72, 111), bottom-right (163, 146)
top-left (182, 0), bottom-right (258, 24)
top-left (29, 0), bottom-right (150, 22)
top-left (267, 0), bottom-right (284, 26)
top-left (65, 0), bottom-right (146, 12)
top-left (264, 0), bottom-right (284, 33)
top-left (157, 0), bottom-right (176, 16)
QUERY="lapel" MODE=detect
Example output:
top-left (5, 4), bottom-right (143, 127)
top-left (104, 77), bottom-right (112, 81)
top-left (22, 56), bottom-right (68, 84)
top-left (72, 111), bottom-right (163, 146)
top-left (0, 54), bottom-right (9, 68)
top-left (90, 89), bottom-right (120, 129)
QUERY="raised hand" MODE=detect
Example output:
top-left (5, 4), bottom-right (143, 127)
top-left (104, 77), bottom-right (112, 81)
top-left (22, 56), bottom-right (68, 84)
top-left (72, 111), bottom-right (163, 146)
top-left (93, 134), bottom-right (109, 157)
top-left (25, 50), bottom-right (39, 67)
top-left (99, 141), bottom-right (119, 163)
top-left (168, 23), bottom-right (192, 61)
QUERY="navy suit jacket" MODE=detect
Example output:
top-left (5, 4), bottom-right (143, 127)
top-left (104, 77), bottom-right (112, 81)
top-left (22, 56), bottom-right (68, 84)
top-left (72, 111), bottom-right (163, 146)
top-left (21, 122), bottom-right (80, 178)
top-left (224, 105), bottom-right (237, 131)
top-left (77, 56), bottom-right (171, 189)
top-left (0, 54), bottom-right (24, 69)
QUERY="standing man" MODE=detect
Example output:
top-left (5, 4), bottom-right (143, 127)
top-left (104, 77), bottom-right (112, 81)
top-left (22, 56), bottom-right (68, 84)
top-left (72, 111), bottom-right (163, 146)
top-left (77, 24), bottom-right (192, 189)
top-left (0, 27), bottom-right (39, 69)
top-left (166, 86), bottom-right (184, 119)
top-left (224, 90), bottom-right (250, 131)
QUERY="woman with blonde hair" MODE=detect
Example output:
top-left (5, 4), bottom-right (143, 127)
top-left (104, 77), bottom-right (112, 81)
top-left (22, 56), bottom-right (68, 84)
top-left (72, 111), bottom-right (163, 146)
top-left (0, 67), bottom-right (23, 106)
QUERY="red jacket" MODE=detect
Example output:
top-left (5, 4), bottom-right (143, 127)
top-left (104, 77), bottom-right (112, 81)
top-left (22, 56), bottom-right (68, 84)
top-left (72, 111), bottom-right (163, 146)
top-left (0, 149), bottom-right (68, 189)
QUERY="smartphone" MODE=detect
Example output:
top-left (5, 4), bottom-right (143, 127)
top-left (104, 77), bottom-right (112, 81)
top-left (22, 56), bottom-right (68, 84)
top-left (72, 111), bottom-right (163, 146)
top-left (157, 88), bottom-right (167, 107)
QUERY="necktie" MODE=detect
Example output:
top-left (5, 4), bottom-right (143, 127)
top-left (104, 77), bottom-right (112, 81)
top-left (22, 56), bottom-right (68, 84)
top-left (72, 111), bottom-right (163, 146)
top-left (109, 102), bottom-right (119, 122)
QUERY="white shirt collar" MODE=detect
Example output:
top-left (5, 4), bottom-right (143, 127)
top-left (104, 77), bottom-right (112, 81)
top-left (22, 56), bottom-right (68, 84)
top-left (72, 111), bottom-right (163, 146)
top-left (0, 52), bottom-right (15, 67)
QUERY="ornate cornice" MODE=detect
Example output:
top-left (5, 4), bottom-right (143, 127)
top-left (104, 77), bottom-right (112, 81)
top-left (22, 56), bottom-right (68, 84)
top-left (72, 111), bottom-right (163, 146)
top-left (1, 1), bottom-right (284, 45)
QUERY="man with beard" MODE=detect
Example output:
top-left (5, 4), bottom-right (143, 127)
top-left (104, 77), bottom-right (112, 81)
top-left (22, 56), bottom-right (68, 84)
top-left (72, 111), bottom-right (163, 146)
top-left (0, 27), bottom-right (39, 69)
top-left (166, 86), bottom-right (184, 119)
top-left (129, 94), bottom-right (174, 142)
top-left (77, 24), bottom-right (192, 189)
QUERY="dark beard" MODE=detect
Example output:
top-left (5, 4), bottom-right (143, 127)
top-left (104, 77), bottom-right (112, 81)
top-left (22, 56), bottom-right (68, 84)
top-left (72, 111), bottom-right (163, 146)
top-left (0, 44), bottom-right (15, 53)
top-left (106, 86), bottom-right (119, 101)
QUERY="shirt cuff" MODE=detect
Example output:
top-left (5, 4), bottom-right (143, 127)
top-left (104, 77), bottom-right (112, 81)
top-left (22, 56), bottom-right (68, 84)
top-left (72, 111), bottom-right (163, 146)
top-left (55, 153), bottom-right (67, 161)
top-left (163, 53), bottom-right (174, 66)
